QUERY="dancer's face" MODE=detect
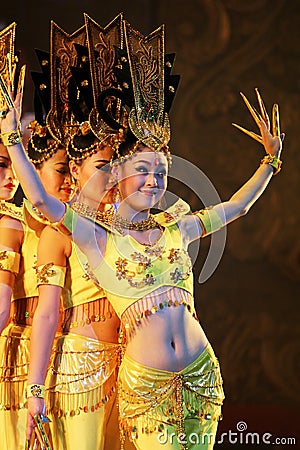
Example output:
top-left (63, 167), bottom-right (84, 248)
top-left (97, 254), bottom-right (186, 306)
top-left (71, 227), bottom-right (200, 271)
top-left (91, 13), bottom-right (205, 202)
top-left (70, 146), bottom-right (114, 206)
top-left (116, 147), bottom-right (168, 213)
top-left (37, 148), bottom-right (73, 202)
top-left (0, 143), bottom-right (19, 201)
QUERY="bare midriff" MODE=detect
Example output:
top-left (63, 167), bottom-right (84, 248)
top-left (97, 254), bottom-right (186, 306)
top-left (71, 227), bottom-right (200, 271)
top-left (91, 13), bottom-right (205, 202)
top-left (62, 297), bottom-right (120, 344)
top-left (123, 287), bottom-right (208, 372)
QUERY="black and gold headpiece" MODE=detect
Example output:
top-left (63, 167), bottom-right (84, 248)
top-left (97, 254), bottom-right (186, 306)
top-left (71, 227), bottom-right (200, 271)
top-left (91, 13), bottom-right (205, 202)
top-left (46, 21), bottom-right (87, 148)
top-left (0, 23), bottom-right (25, 136)
top-left (110, 20), bottom-right (179, 162)
top-left (27, 49), bottom-right (60, 164)
top-left (66, 13), bottom-right (127, 160)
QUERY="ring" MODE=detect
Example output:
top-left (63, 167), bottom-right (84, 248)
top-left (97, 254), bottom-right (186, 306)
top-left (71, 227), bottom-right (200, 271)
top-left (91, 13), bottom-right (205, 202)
top-left (0, 109), bottom-right (9, 118)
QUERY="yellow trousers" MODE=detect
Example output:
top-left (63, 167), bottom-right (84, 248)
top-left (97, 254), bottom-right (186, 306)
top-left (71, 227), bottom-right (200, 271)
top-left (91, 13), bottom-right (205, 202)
top-left (46, 332), bottom-right (120, 450)
top-left (118, 343), bottom-right (225, 450)
top-left (0, 323), bottom-right (31, 450)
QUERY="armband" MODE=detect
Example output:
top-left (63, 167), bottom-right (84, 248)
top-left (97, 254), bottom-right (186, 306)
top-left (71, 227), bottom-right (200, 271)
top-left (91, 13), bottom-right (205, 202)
top-left (260, 154), bottom-right (282, 175)
top-left (26, 384), bottom-right (45, 399)
top-left (35, 263), bottom-right (66, 287)
top-left (0, 250), bottom-right (20, 274)
top-left (51, 204), bottom-right (77, 236)
top-left (193, 207), bottom-right (223, 236)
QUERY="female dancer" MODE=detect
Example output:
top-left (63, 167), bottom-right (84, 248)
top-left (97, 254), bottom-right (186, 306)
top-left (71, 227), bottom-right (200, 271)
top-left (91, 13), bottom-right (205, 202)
top-left (0, 20), bottom-right (283, 450)
top-left (27, 142), bottom-right (121, 450)
top-left (0, 23), bottom-right (73, 450)
top-left (0, 132), bottom-right (72, 450)
top-left (25, 16), bottom-right (133, 450)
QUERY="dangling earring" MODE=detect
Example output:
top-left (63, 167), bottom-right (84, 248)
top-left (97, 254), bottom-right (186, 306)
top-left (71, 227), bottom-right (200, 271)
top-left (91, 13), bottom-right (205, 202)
top-left (112, 185), bottom-right (120, 204)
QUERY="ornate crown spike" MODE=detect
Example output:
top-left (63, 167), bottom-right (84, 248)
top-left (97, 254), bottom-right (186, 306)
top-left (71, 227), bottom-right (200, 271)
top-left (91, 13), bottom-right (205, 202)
top-left (84, 13), bottom-right (127, 147)
top-left (123, 21), bottom-right (173, 151)
top-left (0, 22), bottom-right (16, 111)
top-left (84, 13), bottom-right (123, 106)
top-left (27, 48), bottom-right (60, 163)
top-left (46, 21), bottom-right (87, 146)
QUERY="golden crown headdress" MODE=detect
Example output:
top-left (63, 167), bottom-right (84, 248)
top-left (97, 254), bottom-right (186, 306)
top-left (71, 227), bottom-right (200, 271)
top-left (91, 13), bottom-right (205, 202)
top-left (110, 20), bottom-right (180, 161)
top-left (0, 23), bottom-right (25, 131)
top-left (66, 13), bottom-right (127, 160)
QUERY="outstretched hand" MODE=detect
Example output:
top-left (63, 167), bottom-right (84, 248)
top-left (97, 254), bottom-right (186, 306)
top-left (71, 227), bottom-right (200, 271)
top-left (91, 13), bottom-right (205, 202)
top-left (232, 88), bottom-right (284, 159)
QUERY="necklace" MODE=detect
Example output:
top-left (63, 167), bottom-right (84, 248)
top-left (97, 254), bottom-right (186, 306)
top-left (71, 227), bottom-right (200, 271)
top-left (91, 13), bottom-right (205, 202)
top-left (71, 201), bottom-right (161, 232)
top-left (72, 201), bottom-right (115, 227)
top-left (112, 213), bottom-right (160, 231)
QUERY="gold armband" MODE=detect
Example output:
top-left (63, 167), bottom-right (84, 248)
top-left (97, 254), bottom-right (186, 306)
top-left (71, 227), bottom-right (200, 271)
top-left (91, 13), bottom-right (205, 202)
top-left (1, 129), bottom-right (22, 146)
top-left (260, 153), bottom-right (282, 175)
top-left (26, 384), bottom-right (45, 398)
top-left (193, 207), bottom-right (223, 236)
top-left (0, 250), bottom-right (20, 274)
top-left (51, 204), bottom-right (77, 236)
top-left (35, 263), bottom-right (66, 287)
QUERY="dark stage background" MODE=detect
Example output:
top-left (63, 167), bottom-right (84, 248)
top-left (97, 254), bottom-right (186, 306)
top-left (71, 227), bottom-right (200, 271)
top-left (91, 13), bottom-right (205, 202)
top-left (1, 1), bottom-right (299, 448)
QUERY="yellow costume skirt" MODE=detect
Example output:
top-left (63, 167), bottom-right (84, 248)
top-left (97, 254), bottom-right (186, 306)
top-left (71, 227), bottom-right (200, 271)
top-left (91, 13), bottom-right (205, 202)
top-left (46, 332), bottom-right (120, 450)
top-left (118, 343), bottom-right (225, 450)
top-left (0, 323), bottom-right (31, 450)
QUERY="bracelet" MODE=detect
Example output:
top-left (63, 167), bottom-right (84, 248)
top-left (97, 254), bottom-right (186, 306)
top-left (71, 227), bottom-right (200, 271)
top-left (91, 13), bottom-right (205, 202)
top-left (26, 384), bottom-right (46, 398)
top-left (1, 129), bottom-right (22, 146)
top-left (260, 153), bottom-right (282, 175)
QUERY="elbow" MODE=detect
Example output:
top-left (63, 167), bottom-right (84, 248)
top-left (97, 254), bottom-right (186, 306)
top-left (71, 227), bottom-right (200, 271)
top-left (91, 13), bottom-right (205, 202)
top-left (31, 196), bottom-right (47, 210)
top-left (239, 206), bottom-right (249, 217)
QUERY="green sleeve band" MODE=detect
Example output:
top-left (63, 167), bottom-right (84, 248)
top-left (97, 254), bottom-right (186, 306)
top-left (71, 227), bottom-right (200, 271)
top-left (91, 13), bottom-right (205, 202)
top-left (52, 204), bottom-right (78, 236)
top-left (0, 250), bottom-right (21, 274)
top-left (193, 207), bottom-right (223, 236)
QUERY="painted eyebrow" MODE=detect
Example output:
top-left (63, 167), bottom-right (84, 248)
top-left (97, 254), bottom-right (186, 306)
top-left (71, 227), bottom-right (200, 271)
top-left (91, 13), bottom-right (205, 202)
top-left (0, 155), bottom-right (10, 162)
top-left (94, 159), bottom-right (111, 164)
top-left (133, 159), bottom-right (152, 166)
top-left (54, 161), bottom-right (68, 166)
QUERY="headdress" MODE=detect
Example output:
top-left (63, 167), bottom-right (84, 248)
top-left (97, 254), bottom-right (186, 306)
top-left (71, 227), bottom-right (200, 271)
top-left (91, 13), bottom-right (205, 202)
top-left (66, 13), bottom-right (127, 161)
top-left (27, 48), bottom-right (59, 163)
top-left (0, 23), bottom-right (25, 140)
top-left (111, 20), bottom-right (180, 161)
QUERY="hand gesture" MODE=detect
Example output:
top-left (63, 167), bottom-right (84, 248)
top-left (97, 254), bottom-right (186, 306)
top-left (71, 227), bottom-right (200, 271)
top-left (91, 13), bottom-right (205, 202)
top-left (232, 88), bottom-right (284, 160)
top-left (0, 66), bottom-right (25, 134)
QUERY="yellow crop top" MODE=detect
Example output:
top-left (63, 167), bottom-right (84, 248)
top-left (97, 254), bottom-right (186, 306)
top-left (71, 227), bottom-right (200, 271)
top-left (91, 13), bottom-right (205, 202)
top-left (64, 242), bottom-right (106, 310)
top-left (36, 242), bottom-right (106, 310)
top-left (0, 201), bottom-right (22, 276)
top-left (92, 199), bottom-right (194, 318)
top-left (12, 202), bottom-right (42, 300)
top-left (55, 198), bottom-right (223, 319)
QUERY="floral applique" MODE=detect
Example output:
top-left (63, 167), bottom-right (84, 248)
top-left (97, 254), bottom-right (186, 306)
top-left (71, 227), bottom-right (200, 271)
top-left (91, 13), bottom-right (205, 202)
top-left (35, 263), bottom-right (57, 284)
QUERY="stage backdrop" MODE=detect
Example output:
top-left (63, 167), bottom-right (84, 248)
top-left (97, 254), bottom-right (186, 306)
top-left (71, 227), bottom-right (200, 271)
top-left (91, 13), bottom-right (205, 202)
top-left (1, 1), bottom-right (299, 448)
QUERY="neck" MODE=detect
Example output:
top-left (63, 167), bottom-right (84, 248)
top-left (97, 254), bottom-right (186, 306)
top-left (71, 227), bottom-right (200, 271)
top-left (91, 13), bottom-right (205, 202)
top-left (75, 193), bottom-right (106, 212)
top-left (117, 202), bottom-right (150, 222)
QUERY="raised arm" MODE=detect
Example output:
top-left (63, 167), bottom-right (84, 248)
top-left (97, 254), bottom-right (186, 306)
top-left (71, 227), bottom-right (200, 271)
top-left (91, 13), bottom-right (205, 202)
top-left (183, 90), bottom-right (284, 243)
top-left (0, 100), bottom-right (65, 222)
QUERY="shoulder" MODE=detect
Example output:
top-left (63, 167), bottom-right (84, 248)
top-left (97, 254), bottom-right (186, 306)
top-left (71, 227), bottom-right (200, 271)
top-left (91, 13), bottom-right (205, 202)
top-left (0, 201), bottom-right (24, 222)
top-left (154, 198), bottom-right (191, 227)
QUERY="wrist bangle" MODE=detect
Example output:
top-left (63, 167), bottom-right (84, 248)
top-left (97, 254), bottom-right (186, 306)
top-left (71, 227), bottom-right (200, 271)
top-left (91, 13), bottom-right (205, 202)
top-left (260, 153), bottom-right (282, 175)
top-left (1, 129), bottom-right (22, 146)
top-left (27, 384), bottom-right (46, 398)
